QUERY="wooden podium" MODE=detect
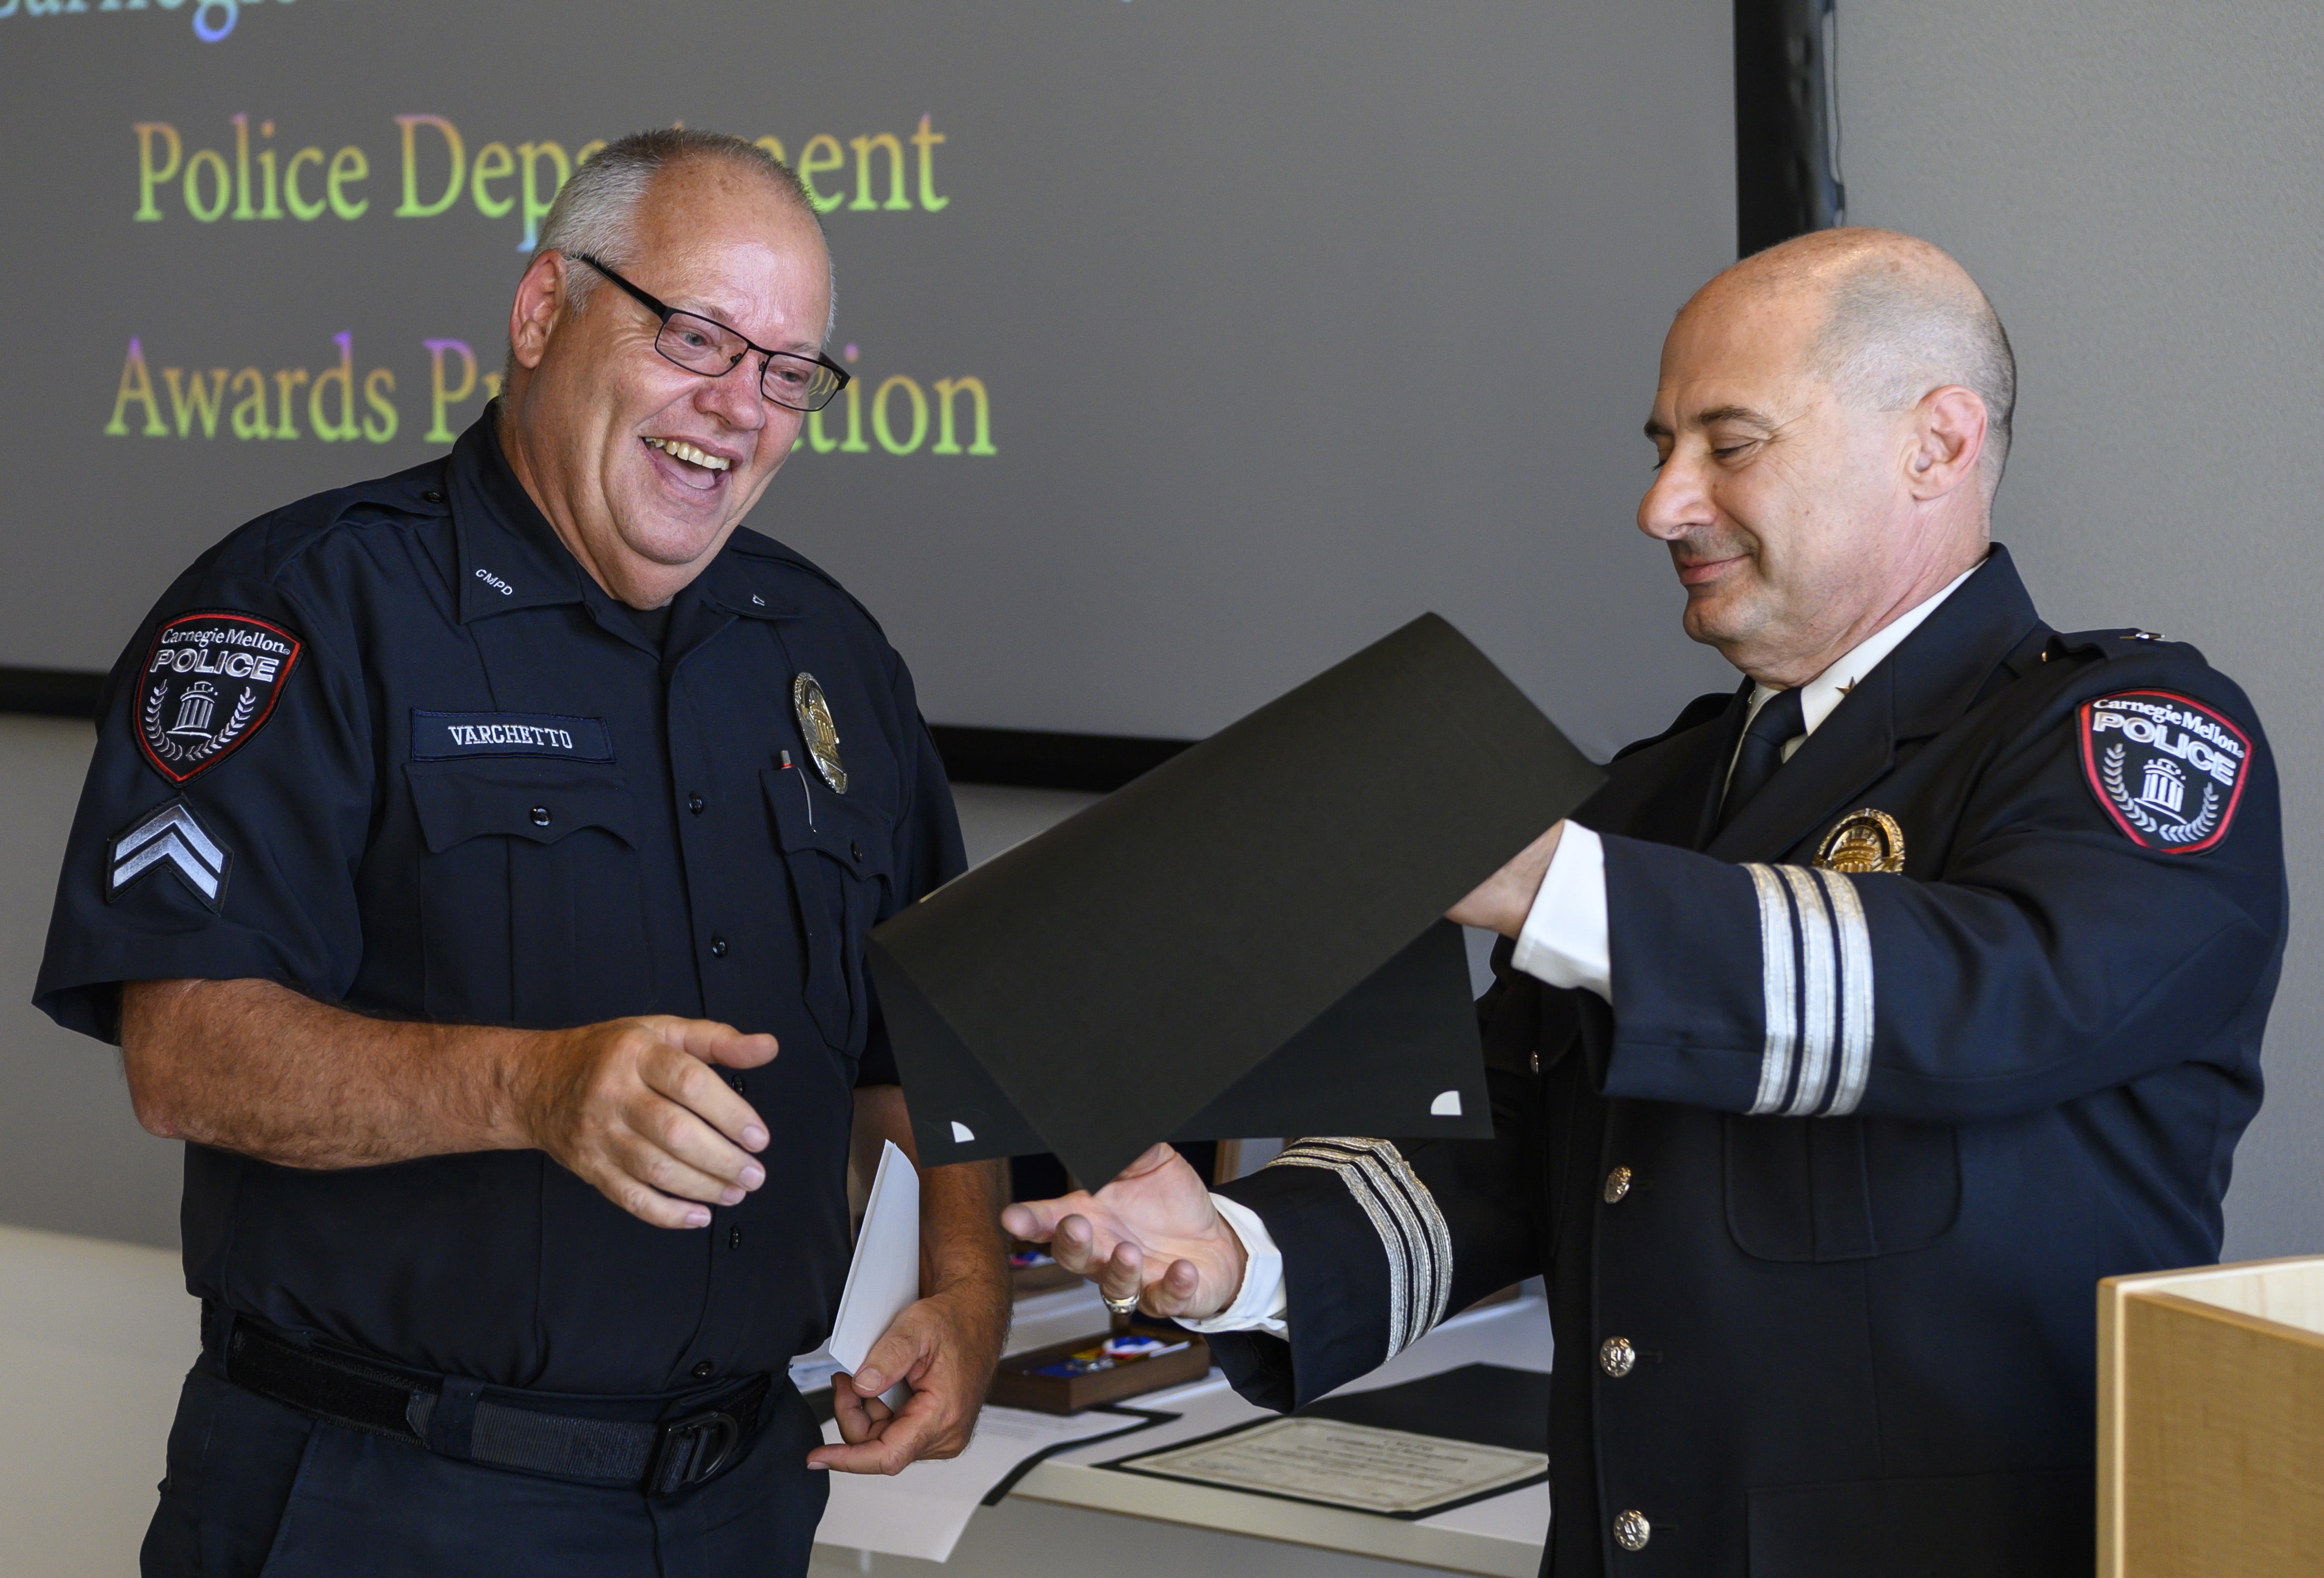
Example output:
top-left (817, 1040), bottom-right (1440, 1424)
top-left (2099, 1255), bottom-right (2324, 1575)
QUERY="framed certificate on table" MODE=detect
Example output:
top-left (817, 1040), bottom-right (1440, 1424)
top-left (1104, 1363), bottom-right (1551, 1520)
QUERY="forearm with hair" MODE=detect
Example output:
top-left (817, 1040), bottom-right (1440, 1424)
top-left (920, 1158), bottom-right (1009, 1298)
top-left (854, 1083), bottom-right (1008, 1299)
top-left (120, 977), bottom-right (532, 1169)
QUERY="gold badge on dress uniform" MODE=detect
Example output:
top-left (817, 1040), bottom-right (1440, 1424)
top-left (1814, 808), bottom-right (1906, 874)
top-left (791, 673), bottom-right (848, 793)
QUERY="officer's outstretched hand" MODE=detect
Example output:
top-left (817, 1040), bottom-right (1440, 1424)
top-left (516, 1015), bottom-right (779, 1230)
top-left (1000, 1144), bottom-right (1248, 1322)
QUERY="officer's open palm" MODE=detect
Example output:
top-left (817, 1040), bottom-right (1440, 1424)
top-left (1001, 1144), bottom-right (1247, 1321)
top-left (518, 1015), bottom-right (779, 1230)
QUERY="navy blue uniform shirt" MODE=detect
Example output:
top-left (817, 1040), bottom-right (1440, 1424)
top-left (1206, 549), bottom-right (2288, 1577)
top-left (36, 410), bottom-right (966, 1395)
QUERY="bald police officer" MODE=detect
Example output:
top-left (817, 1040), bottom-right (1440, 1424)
top-left (38, 130), bottom-right (1007, 1577)
top-left (1005, 230), bottom-right (2287, 1575)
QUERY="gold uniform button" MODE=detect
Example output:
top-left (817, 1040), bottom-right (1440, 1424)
top-left (1614, 1509), bottom-right (1651, 1551)
top-left (1599, 1336), bottom-right (1636, 1377)
top-left (1603, 1166), bottom-right (1633, 1204)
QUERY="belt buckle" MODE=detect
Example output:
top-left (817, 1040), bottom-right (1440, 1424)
top-left (648, 1407), bottom-right (741, 1495)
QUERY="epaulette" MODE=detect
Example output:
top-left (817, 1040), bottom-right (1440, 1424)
top-left (725, 527), bottom-right (842, 585)
top-left (217, 458), bottom-right (455, 588)
top-left (1613, 689), bottom-right (1738, 762)
top-left (2045, 627), bottom-right (2206, 666)
top-left (317, 456), bottom-right (454, 524)
top-left (726, 528), bottom-right (894, 644)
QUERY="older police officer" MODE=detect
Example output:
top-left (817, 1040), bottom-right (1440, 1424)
top-left (36, 130), bottom-right (1005, 1576)
top-left (1006, 230), bottom-right (2288, 1575)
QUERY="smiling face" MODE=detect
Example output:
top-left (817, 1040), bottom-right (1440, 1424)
top-left (1637, 262), bottom-right (1994, 687)
top-left (499, 158), bottom-right (831, 608)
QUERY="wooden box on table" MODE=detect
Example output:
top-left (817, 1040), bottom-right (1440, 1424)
top-left (2099, 1255), bottom-right (2324, 1577)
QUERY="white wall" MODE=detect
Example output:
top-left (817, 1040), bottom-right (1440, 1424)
top-left (1833, 0), bottom-right (2324, 1257)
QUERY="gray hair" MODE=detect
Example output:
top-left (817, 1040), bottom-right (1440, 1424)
top-left (1809, 256), bottom-right (2018, 490)
top-left (531, 128), bottom-right (835, 341)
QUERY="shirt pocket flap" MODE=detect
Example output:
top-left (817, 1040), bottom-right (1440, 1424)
top-left (760, 768), bottom-right (894, 880)
top-left (406, 761), bottom-right (639, 853)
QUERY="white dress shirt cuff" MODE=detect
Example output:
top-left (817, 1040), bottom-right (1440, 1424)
top-left (1508, 822), bottom-right (1611, 1000)
top-left (1175, 1193), bottom-right (1289, 1336)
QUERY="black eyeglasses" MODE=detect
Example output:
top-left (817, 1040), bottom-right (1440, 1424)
top-left (569, 253), bottom-right (851, 413)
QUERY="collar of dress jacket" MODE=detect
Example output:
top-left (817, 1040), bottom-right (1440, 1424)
top-left (1872, 544), bottom-right (2044, 740)
top-left (1705, 545), bottom-right (2044, 859)
top-left (1738, 558), bottom-right (1983, 755)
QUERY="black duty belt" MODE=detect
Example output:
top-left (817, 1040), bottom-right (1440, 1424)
top-left (203, 1304), bottom-right (769, 1496)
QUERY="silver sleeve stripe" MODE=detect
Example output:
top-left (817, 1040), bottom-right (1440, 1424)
top-left (1306, 1138), bottom-right (1454, 1338)
top-left (1267, 1138), bottom-right (1452, 1357)
top-left (1273, 1141), bottom-right (1435, 1354)
top-left (1739, 864), bottom-right (1878, 1120)
top-left (1815, 868), bottom-right (1876, 1116)
top-left (1743, 864), bottom-right (1801, 1115)
top-left (1325, 1139), bottom-right (1450, 1349)
top-left (1776, 864), bottom-right (1839, 1117)
top-left (1373, 1143), bottom-right (1455, 1333)
top-left (1268, 1149), bottom-right (1415, 1357)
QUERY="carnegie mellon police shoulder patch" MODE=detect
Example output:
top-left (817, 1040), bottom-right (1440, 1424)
top-left (2079, 689), bottom-right (2249, 854)
top-left (134, 611), bottom-right (303, 784)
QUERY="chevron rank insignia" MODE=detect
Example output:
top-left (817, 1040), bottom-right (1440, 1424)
top-left (2079, 690), bottom-right (2250, 855)
top-left (135, 611), bottom-right (302, 784)
top-left (108, 799), bottom-right (232, 909)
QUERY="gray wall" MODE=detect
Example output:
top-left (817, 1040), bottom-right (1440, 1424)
top-left (1833, 0), bottom-right (2324, 1257)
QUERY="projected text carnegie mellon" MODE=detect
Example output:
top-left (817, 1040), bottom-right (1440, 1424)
top-left (132, 111), bottom-right (953, 251)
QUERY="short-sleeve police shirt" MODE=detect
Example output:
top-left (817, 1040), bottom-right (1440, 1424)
top-left (35, 411), bottom-right (967, 1393)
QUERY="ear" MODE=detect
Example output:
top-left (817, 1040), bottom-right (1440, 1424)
top-left (1903, 385), bottom-right (1989, 502)
top-left (507, 251), bottom-right (571, 374)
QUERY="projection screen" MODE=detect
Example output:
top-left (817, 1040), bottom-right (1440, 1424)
top-left (2, 0), bottom-right (1739, 759)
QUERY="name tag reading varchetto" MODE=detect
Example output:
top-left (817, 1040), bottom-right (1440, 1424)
top-left (411, 711), bottom-right (615, 762)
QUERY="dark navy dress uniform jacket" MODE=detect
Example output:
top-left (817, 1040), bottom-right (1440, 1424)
top-left (33, 413), bottom-right (965, 1573)
top-left (1206, 548), bottom-right (2286, 1577)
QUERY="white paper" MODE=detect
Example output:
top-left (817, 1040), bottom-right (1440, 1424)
top-left (814, 1405), bottom-right (1164, 1562)
top-left (794, 1139), bottom-right (922, 1416)
top-left (826, 1140), bottom-right (920, 1374)
top-left (1118, 1416), bottom-right (1547, 1515)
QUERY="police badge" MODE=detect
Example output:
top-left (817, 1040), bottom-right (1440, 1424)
top-left (2079, 690), bottom-right (2248, 853)
top-left (135, 612), bottom-right (303, 784)
top-left (1814, 809), bottom-right (1907, 874)
top-left (792, 672), bottom-right (848, 793)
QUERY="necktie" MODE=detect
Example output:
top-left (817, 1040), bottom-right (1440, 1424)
top-left (1718, 684), bottom-right (1806, 831)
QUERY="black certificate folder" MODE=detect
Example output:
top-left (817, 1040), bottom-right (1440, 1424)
top-left (867, 614), bottom-right (1605, 1186)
